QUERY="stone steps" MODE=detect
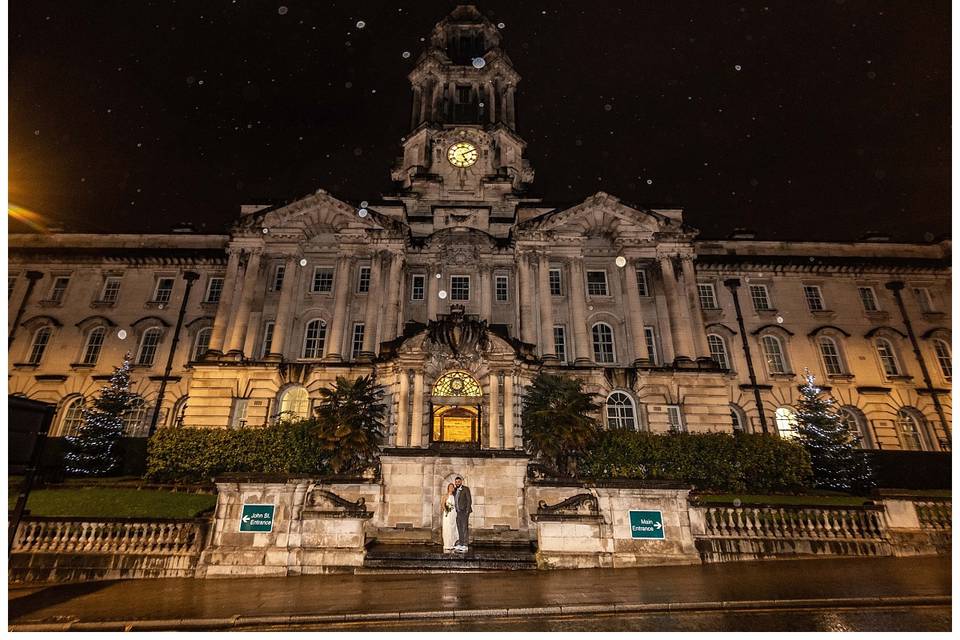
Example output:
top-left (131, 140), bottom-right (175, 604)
top-left (360, 542), bottom-right (538, 573)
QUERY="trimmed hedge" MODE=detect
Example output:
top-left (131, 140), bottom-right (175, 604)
top-left (579, 431), bottom-right (813, 493)
top-left (145, 422), bottom-right (328, 483)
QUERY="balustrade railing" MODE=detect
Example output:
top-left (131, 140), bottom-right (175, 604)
top-left (913, 500), bottom-right (951, 530)
top-left (698, 505), bottom-right (886, 541)
top-left (12, 517), bottom-right (208, 556)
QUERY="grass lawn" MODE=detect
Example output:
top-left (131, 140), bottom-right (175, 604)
top-left (694, 494), bottom-right (876, 507)
top-left (9, 485), bottom-right (216, 518)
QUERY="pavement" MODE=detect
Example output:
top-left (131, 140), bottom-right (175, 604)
top-left (8, 556), bottom-right (951, 631)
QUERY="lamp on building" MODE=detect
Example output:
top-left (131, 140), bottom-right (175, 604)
top-left (615, 256), bottom-right (627, 268)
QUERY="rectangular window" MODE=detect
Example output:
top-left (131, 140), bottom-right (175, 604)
top-left (644, 326), bottom-right (658, 365)
top-left (312, 267), bottom-right (334, 293)
top-left (411, 274), bottom-right (425, 301)
top-left (229, 398), bottom-right (248, 429)
top-left (351, 323), bottom-right (365, 359)
top-left (272, 264), bottom-right (285, 292)
top-left (858, 286), bottom-right (879, 312)
top-left (803, 285), bottom-right (825, 311)
top-left (697, 283), bottom-right (718, 310)
top-left (819, 338), bottom-right (843, 376)
top-left (495, 275), bottom-right (509, 302)
top-left (205, 277), bottom-right (224, 303)
top-left (49, 276), bottom-right (70, 303)
top-left (137, 330), bottom-right (162, 366)
top-left (451, 275), bottom-right (470, 301)
top-left (261, 322), bottom-right (275, 358)
top-left (749, 284), bottom-right (771, 311)
top-left (667, 405), bottom-right (685, 432)
top-left (82, 329), bottom-right (106, 365)
top-left (635, 268), bottom-right (649, 296)
top-left (548, 269), bottom-right (563, 296)
top-left (553, 326), bottom-right (567, 363)
top-left (913, 287), bottom-right (935, 312)
top-left (357, 266), bottom-right (371, 293)
top-left (586, 270), bottom-right (608, 296)
top-left (153, 278), bottom-right (174, 303)
top-left (100, 277), bottom-right (122, 303)
top-left (28, 328), bottom-right (51, 365)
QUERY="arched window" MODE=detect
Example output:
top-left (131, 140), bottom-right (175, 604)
top-left (193, 327), bottom-right (212, 361)
top-left (895, 408), bottom-right (928, 451)
top-left (933, 338), bottom-right (951, 381)
top-left (730, 404), bottom-right (747, 433)
top-left (27, 326), bottom-right (52, 365)
top-left (592, 323), bottom-right (615, 364)
top-left (761, 335), bottom-right (787, 375)
top-left (817, 336), bottom-right (844, 376)
top-left (169, 396), bottom-right (189, 427)
top-left (278, 385), bottom-right (311, 420)
top-left (302, 320), bottom-right (326, 359)
top-left (839, 406), bottom-right (871, 449)
top-left (707, 334), bottom-right (729, 369)
top-left (775, 407), bottom-right (798, 439)
top-left (81, 327), bottom-right (106, 366)
top-left (875, 338), bottom-right (901, 377)
top-left (606, 391), bottom-right (637, 430)
top-left (122, 396), bottom-right (150, 436)
top-left (433, 371), bottom-right (482, 396)
top-left (59, 396), bottom-right (85, 437)
top-left (136, 328), bottom-right (163, 366)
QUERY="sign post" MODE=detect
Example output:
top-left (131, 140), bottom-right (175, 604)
top-left (239, 504), bottom-right (276, 533)
top-left (629, 510), bottom-right (665, 539)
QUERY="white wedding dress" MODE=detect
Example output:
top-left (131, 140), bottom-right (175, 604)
top-left (442, 495), bottom-right (458, 551)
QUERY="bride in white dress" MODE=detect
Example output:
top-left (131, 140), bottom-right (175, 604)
top-left (441, 483), bottom-right (458, 552)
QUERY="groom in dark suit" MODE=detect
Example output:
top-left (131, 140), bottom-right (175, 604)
top-left (453, 476), bottom-right (472, 552)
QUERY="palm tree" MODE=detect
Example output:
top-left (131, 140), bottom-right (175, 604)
top-left (521, 372), bottom-right (601, 476)
top-left (312, 375), bottom-right (386, 474)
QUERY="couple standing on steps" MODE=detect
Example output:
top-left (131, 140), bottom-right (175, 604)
top-left (440, 477), bottom-right (472, 553)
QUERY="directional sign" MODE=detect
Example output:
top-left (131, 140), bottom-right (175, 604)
top-left (239, 504), bottom-right (275, 533)
top-left (629, 510), bottom-right (665, 539)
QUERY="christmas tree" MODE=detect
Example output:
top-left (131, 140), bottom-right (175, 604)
top-left (64, 353), bottom-right (136, 476)
top-left (794, 370), bottom-right (873, 492)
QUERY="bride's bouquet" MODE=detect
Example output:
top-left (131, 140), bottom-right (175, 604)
top-left (444, 502), bottom-right (453, 514)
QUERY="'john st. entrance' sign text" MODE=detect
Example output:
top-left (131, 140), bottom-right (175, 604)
top-left (629, 510), bottom-right (665, 539)
top-left (239, 504), bottom-right (275, 533)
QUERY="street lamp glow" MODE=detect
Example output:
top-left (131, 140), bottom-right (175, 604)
top-left (615, 256), bottom-right (627, 268)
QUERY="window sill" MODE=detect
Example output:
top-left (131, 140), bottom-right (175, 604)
top-left (922, 311), bottom-right (946, 320)
top-left (12, 363), bottom-right (40, 369)
top-left (810, 309), bottom-right (836, 317)
top-left (144, 301), bottom-right (171, 309)
top-left (90, 300), bottom-right (117, 309)
top-left (753, 308), bottom-right (778, 316)
top-left (768, 372), bottom-right (796, 380)
top-left (886, 375), bottom-right (914, 382)
top-left (69, 363), bottom-right (97, 370)
top-left (864, 310), bottom-right (890, 320)
top-left (37, 300), bottom-right (63, 308)
top-left (201, 301), bottom-right (220, 308)
top-left (826, 373), bottom-right (855, 382)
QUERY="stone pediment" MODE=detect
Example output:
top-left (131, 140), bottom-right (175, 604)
top-left (516, 192), bottom-right (692, 239)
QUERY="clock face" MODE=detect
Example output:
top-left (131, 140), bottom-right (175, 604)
top-left (447, 141), bottom-right (479, 168)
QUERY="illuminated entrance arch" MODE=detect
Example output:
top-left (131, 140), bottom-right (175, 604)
top-left (431, 371), bottom-right (483, 445)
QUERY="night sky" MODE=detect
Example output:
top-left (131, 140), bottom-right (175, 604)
top-left (9, 1), bottom-right (951, 241)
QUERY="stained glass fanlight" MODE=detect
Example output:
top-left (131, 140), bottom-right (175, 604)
top-left (433, 371), bottom-right (482, 397)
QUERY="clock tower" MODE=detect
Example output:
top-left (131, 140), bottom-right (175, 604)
top-left (389, 5), bottom-right (535, 229)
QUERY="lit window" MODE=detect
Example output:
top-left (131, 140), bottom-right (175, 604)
top-left (586, 271), bottom-right (608, 296)
top-left (205, 277), bottom-right (224, 303)
top-left (100, 277), bottom-right (122, 303)
top-left (28, 327), bottom-right (52, 365)
top-left (153, 278), bottom-right (174, 303)
top-left (272, 265), bottom-right (285, 292)
top-left (635, 268), bottom-right (649, 296)
top-left (707, 334), bottom-right (729, 369)
top-left (433, 371), bottom-right (482, 396)
top-left (312, 267), bottom-right (334, 293)
top-left (302, 320), bottom-right (326, 358)
top-left (411, 274), bottom-right (425, 301)
top-left (357, 266), bottom-right (371, 293)
top-left (913, 287), bottom-right (935, 313)
top-left (698, 283), bottom-right (718, 310)
top-left (667, 405), bottom-right (685, 432)
top-left (495, 275), bottom-right (509, 302)
top-left (351, 323), bottom-right (365, 359)
top-left (229, 398), bottom-right (248, 429)
top-left (775, 407), bottom-right (798, 439)
top-left (933, 339), bottom-right (951, 380)
top-left (548, 269), bottom-right (563, 296)
top-left (136, 328), bottom-right (163, 366)
top-left (592, 323), bottom-right (615, 363)
top-left (749, 284), bottom-right (771, 311)
top-left (451, 276), bottom-right (470, 301)
top-left (122, 397), bottom-right (150, 436)
top-left (858, 286), bottom-right (879, 312)
top-left (896, 409), bottom-right (925, 451)
top-left (60, 397), bottom-right (85, 437)
top-left (803, 285), bottom-right (825, 311)
top-left (553, 326), bottom-right (567, 362)
top-left (761, 335), bottom-right (787, 375)
top-left (81, 327), bottom-right (106, 365)
top-left (193, 327), bottom-right (212, 361)
top-left (261, 322), bottom-right (275, 358)
top-left (875, 338), bottom-right (901, 377)
top-left (839, 407), bottom-right (868, 448)
top-left (644, 326), bottom-right (658, 365)
top-left (606, 392), bottom-right (637, 430)
top-left (817, 336), bottom-right (844, 375)
top-left (730, 404), bottom-right (745, 433)
top-left (279, 386), bottom-right (311, 420)
top-left (49, 276), bottom-right (70, 303)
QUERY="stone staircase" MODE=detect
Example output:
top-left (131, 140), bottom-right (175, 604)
top-left (358, 541), bottom-right (538, 573)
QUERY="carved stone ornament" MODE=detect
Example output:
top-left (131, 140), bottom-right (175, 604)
top-left (440, 243), bottom-right (479, 266)
top-left (537, 493), bottom-right (599, 516)
top-left (306, 489), bottom-right (372, 518)
top-left (426, 304), bottom-right (489, 358)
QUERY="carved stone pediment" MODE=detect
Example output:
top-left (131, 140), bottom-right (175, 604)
top-left (427, 305), bottom-right (488, 359)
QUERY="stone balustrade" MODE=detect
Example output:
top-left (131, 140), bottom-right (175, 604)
top-left (13, 517), bottom-right (208, 555)
top-left (697, 505), bottom-right (887, 541)
top-left (913, 500), bottom-right (951, 530)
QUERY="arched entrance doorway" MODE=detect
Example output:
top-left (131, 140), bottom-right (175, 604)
top-left (431, 370), bottom-right (482, 447)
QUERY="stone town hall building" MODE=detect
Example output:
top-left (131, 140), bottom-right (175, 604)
top-left (8, 6), bottom-right (952, 457)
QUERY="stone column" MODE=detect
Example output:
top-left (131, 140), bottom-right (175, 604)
top-left (659, 255), bottom-right (695, 361)
top-left (681, 256), bottom-right (710, 358)
top-left (537, 254), bottom-right (557, 360)
top-left (225, 249), bottom-right (262, 356)
top-left (487, 83), bottom-right (496, 124)
top-left (479, 265), bottom-right (492, 321)
top-left (506, 86), bottom-right (516, 128)
top-left (360, 252), bottom-right (384, 358)
top-left (396, 369), bottom-right (409, 447)
top-left (411, 372), bottom-right (424, 447)
top-left (426, 267), bottom-right (439, 321)
top-left (488, 373), bottom-right (499, 449)
top-left (503, 373), bottom-right (515, 450)
top-left (267, 254), bottom-right (301, 360)
top-left (517, 253), bottom-right (536, 344)
top-left (569, 258), bottom-right (591, 364)
top-left (208, 248), bottom-right (242, 355)
top-left (382, 252), bottom-right (403, 343)
top-left (323, 255), bottom-right (353, 361)
top-left (624, 258), bottom-right (650, 365)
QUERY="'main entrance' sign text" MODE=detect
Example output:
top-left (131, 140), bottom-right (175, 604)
top-left (629, 510), bottom-right (665, 539)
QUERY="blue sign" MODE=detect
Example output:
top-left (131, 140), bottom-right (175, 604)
top-left (239, 504), bottom-right (275, 533)
top-left (629, 510), bottom-right (665, 539)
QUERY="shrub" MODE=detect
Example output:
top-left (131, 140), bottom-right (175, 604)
top-left (521, 373), bottom-right (601, 476)
top-left (578, 430), bottom-right (813, 493)
top-left (145, 421), bottom-right (328, 483)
